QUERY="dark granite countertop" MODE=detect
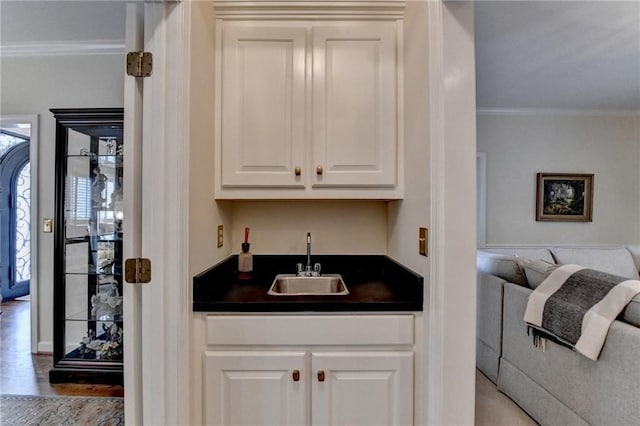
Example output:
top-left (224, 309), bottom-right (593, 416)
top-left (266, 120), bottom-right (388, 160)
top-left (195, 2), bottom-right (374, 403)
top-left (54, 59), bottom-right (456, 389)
top-left (193, 255), bottom-right (423, 312)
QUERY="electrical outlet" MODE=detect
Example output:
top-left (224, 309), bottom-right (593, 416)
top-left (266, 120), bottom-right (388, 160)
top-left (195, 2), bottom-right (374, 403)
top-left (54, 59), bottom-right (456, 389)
top-left (419, 227), bottom-right (427, 257)
top-left (217, 225), bottom-right (224, 248)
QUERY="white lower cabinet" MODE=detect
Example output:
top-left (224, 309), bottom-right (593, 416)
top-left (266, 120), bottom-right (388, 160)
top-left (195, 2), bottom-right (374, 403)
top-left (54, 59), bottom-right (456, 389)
top-left (203, 315), bottom-right (415, 426)
top-left (204, 350), bottom-right (413, 426)
top-left (311, 351), bottom-right (413, 426)
top-left (204, 351), bottom-right (307, 426)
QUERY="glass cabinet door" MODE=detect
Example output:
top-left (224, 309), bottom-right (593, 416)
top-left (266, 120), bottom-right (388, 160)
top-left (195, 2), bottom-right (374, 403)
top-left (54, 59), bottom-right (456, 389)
top-left (50, 109), bottom-right (124, 384)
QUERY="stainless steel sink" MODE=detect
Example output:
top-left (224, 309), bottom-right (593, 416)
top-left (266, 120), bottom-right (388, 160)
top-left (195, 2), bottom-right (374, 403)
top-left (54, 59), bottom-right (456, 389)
top-left (268, 274), bottom-right (349, 296)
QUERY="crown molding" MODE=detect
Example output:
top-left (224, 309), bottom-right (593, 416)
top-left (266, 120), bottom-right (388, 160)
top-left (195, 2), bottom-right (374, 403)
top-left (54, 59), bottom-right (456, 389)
top-left (0, 40), bottom-right (125, 58)
top-left (477, 107), bottom-right (640, 117)
top-left (213, 0), bottom-right (405, 19)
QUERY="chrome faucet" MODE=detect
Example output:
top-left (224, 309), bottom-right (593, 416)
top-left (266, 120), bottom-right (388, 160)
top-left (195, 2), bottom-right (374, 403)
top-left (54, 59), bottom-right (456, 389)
top-left (297, 232), bottom-right (321, 277)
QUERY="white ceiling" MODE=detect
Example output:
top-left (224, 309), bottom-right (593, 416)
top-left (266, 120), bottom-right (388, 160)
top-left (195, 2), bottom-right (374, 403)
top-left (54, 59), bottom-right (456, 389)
top-left (475, 1), bottom-right (640, 111)
top-left (1, 1), bottom-right (638, 111)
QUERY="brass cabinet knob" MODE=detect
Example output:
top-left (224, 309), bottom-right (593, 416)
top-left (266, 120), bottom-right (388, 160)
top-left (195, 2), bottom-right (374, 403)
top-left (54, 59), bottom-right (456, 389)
top-left (316, 165), bottom-right (323, 176)
top-left (295, 167), bottom-right (302, 177)
top-left (317, 370), bottom-right (325, 382)
top-left (292, 370), bottom-right (300, 382)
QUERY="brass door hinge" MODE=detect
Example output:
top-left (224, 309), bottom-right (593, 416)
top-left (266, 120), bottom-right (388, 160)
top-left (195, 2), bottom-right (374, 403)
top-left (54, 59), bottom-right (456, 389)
top-left (125, 258), bottom-right (152, 284)
top-left (126, 51), bottom-right (153, 78)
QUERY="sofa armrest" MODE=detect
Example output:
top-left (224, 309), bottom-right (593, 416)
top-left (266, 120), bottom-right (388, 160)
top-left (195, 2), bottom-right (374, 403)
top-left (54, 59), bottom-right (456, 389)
top-left (477, 271), bottom-right (507, 382)
top-left (477, 271), bottom-right (506, 353)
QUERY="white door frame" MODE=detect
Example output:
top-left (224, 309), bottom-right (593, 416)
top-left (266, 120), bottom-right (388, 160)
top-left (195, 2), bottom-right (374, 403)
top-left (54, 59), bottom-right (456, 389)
top-left (426, 1), bottom-right (477, 425)
top-left (123, 3), bottom-right (144, 425)
top-left (0, 114), bottom-right (39, 354)
top-left (124, 1), bottom-right (192, 424)
top-left (141, 2), bottom-right (191, 423)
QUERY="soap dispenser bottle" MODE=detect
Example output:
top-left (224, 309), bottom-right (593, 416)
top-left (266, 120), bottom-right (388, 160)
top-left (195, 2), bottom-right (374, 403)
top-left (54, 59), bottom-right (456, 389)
top-left (238, 227), bottom-right (253, 280)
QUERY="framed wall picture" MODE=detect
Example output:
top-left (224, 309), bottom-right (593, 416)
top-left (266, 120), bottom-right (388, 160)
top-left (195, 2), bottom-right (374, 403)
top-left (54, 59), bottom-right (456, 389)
top-left (536, 173), bottom-right (594, 222)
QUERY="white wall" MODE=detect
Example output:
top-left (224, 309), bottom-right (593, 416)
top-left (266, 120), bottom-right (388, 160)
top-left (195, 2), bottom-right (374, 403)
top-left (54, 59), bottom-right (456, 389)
top-left (188, 4), bottom-right (231, 423)
top-left (478, 110), bottom-right (640, 245)
top-left (188, 2), bottom-right (231, 278)
top-left (231, 201), bottom-right (387, 255)
top-left (387, 0), bottom-right (430, 271)
top-left (1, 54), bottom-right (124, 351)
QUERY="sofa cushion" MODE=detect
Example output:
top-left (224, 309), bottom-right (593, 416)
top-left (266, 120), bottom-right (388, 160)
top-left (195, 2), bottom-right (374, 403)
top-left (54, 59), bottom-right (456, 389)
top-left (482, 248), bottom-right (555, 264)
top-left (477, 251), bottom-right (528, 286)
top-left (521, 259), bottom-right (558, 289)
top-left (551, 247), bottom-right (640, 280)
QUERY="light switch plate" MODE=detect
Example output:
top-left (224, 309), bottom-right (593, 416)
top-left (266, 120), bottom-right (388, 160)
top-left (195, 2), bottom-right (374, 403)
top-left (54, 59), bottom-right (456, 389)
top-left (217, 225), bottom-right (224, 248)
top-left (419, 227), bottom-right (427, 257)
top-left (43, 218), bottom-right (53, 233)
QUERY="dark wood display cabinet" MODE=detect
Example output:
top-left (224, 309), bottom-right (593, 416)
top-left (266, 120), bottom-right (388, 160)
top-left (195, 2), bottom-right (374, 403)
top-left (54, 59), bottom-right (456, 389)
top-left (49, 108), bottom-right (124, 384)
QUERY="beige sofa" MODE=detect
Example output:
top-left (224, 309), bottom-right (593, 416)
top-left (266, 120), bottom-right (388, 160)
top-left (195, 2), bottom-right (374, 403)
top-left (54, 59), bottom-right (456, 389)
top-left (477, 246), bottom-right (640, 425)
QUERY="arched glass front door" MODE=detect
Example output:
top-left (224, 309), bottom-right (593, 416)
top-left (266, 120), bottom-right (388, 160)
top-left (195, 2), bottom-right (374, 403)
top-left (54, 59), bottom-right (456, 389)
top-left (0, 141), bottom-right (30, 300)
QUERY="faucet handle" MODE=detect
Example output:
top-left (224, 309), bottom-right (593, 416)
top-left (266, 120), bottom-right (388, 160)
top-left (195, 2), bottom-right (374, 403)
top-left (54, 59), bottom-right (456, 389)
top-left (296, 263), bottom-right (304, 274)
top-left (314, 263), bottom-right (322, 274)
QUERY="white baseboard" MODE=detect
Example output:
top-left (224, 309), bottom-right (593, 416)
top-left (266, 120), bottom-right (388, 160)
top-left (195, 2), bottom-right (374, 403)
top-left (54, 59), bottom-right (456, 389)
top-left (37, 341), bottom-right (53, 354)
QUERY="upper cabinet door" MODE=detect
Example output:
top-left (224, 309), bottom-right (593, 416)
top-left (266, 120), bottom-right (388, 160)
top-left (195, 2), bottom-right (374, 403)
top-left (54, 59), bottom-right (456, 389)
top-left (312, 23), bottom-right (398, 188)
top-left (220, 25), bottom-right (307, 188)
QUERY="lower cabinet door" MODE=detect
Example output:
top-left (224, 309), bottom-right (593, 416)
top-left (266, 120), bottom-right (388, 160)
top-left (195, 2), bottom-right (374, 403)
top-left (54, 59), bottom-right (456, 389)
top-left (311, 351), bottom-right (414, 426)
top-left (204, 351), bottom-right (307, 426)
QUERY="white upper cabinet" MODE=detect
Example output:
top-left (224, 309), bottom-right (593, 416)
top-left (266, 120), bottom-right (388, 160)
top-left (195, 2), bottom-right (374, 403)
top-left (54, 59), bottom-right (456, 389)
top-left (220, 25), bottom-right (307, 188)
top-left (312, 23), bottom-right (397, 189)
top-left (214, 1), bottom-right (405, 199)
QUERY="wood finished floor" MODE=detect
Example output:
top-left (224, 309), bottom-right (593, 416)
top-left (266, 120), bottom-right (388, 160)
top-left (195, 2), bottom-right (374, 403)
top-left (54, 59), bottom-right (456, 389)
top-left (0, 299), bottom-right (123, 397)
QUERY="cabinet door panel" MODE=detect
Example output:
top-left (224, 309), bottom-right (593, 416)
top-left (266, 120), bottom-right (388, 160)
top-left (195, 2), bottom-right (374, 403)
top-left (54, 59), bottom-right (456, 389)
top-left (204, 351), bottom-right (307, 426)
top-left (313, 23), bottom-right (398, 187)
top-left (311, 352), bottom-right (413, 426)
top-left (221, 25), bottom-right (306, 188)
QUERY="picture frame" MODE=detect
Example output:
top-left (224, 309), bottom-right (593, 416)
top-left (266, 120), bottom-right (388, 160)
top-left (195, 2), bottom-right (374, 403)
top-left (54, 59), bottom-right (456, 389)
top-left (536, 173), bottom-right (593, 222)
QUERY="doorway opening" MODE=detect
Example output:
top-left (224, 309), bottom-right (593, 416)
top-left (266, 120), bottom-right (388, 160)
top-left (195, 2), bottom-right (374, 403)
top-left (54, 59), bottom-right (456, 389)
top-left (1, 137), bottom-right (31, 301)
top-left (0, 116), bottom-right (38, 355)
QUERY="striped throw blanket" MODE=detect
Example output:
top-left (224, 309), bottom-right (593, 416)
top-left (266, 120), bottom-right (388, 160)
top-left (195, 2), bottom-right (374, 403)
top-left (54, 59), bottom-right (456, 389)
top-left (524, 264), bottom-right (640, 360)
